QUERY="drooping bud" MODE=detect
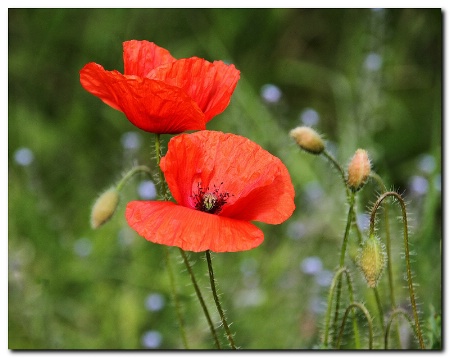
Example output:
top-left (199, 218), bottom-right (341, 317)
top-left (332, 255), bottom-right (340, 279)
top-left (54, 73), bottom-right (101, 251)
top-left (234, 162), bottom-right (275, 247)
top-left (347, 149), bottom-right (371, 191)
top-left (357, 234), bottom-right (386, 288)
top-left (289, 126), bottom-right (325, 155)
top-left (91, 187), bottom-right (120, 229)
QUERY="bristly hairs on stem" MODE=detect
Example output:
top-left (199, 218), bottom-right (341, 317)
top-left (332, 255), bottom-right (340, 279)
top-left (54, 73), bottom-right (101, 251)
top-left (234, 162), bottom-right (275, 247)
top-left (369, 191), bottom-right (425, 349)
top-left (179, 249), bottom-right (221, 349)
top-left (384, 308), bottom-right (417, 349)
top-left (322, 267), bottom-right (360, 349)
top-left (336, 302), bottom-right (374, 349)
top-left (205, 250), bottom-right (237, 349)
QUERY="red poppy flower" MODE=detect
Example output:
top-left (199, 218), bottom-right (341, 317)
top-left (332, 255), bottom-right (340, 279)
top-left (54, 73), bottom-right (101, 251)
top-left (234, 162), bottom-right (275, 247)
top-left (79, 40), bottom-right (240, 134)
top-left (125, 131), bottom-right (296, 252)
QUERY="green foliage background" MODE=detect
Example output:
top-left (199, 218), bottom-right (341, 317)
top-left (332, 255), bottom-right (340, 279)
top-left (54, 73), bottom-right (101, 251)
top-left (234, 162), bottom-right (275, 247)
top-left (8, 8), bottom-right (442, 349)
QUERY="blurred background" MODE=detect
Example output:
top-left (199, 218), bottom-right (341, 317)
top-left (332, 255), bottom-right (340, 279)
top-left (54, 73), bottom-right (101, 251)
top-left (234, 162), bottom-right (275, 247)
top-left (8, 8), bottom-right (441, 349)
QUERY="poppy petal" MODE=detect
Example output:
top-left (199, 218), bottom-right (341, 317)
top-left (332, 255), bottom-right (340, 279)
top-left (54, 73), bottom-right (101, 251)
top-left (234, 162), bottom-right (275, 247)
top-left (123, 40), bottom-right (176, 77)
top-left (148, 58), bottom-right (240, 121)
top-left (126, 201), bottom-right (264, 252)
top-left (160, 131), bottom-right (295, 223)
top-left (80, 63), bottom-right (206, 133)
top-left (79, 63), bottom-right (123, 111)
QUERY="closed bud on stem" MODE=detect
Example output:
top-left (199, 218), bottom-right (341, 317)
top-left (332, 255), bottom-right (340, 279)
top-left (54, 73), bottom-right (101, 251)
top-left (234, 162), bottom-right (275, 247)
top-left (289, 126), bottom-right (325, 155)
top-left (91, 187), bottom-right (120, 229)
top-left (357, 234), bottom-right (386, 288)
top-left (347, 149), bottom-right (371, 191)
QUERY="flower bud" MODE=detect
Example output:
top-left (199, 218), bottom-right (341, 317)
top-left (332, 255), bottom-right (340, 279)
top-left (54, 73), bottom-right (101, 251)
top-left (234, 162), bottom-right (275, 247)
top-left (357, 234), bottom-right (386, 288)
top-left (91, 187), bottom-right (120, 229)
top-left (289, 126), bottom-right (325, 155)
top-left (347, 149), bottom-right (371, 191)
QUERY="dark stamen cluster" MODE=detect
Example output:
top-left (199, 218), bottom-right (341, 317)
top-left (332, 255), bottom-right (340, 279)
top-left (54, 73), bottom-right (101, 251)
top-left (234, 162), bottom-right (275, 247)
top-left (192, 182), bottom-right (231, 215)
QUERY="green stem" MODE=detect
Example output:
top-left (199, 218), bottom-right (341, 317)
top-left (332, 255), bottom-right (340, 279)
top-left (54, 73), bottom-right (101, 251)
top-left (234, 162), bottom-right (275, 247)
top-left (336, 302), bottom-right (373, 349)
top-left (322, 151), bottom-right (361, 347)
top-left (323, 267), bottom-right (360, 348)
top-left (373, 287), bottom-right (385, 331)
top-left (154, 134), bottom-right (169, 200)
top-left (179, 249), bottom-right (221, 349)
top-left (370, 172), bottom-right (402, 347)
top-left (369, 191), bottom-right (425, 349)
top-left (205, 250), bottom-right (237, 349)
top-left (340, 192), bottom-right (355, 267)
top-left (370, 172), bottom-right (396, 308)
top-left (384, 308), bottom-right (417, 349)
top-left (322, 149), bottom-right (350, 198)
top-left (116, 165), bottom-right (152, 192)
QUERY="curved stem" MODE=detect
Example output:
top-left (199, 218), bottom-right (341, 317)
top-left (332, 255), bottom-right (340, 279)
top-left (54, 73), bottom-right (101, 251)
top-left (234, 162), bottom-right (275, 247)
top-left (205, 250), bottom-right (236, 349)
top-left (116, 165), bottom-right (152, 192)
top-left (369, 191), bottom-right (425, 349)
top-left (330, 192), bottom-right (356, 347)
top-left (322, 149), bottom-right (350, 198)
top-left (179, 249), bottom-right (221, 349)
top-left (323, 267), bottom-right (360, 348)
top-left (336, 302), bottom-right (373, 349)
top-left (384, 308), bottom-right (416, 349)
top-left (370, 172), bottom-right (396, 308)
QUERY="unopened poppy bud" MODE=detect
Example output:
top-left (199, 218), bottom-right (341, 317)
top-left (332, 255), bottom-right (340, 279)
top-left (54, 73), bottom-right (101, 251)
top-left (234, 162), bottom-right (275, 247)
top-left (347, 149), bottom-right (371, 191)
top-left (91, 188), bottom-right (120, 229)
top-left (357, 234), bottom-right (386, 288)
top-left (289, 126), bottom-right (325, 155)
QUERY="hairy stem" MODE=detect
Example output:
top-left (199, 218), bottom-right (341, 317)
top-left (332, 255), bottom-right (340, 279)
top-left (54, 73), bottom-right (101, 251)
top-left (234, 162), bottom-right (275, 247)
top-left (369, 191), bottom-right (425, 349)
top-left (179, 249), bottom-right (221, 349)
top-left (205, 250), bottom-right (236, 349)
top-left (384, 308), bottom-right (417, 349)
top-left (116, 165), bottom-right (152, 192)
top-left (370, 172), bottom-right (396, 308)
top-left (336, 302), bottom-right (373, 349)
top-left (323, 268), bottom-right (360, 348)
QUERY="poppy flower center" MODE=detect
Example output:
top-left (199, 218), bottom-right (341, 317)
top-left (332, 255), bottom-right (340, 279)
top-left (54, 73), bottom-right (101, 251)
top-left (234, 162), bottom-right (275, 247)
top-left (192, 182), bottom-right (230, 215)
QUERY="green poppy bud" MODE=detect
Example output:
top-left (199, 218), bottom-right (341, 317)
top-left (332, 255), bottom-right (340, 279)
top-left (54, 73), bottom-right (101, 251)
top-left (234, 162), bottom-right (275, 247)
top-left (357, 234), bottom-right (386, 288)
top-left (91, 187), bottom-right (120, 229)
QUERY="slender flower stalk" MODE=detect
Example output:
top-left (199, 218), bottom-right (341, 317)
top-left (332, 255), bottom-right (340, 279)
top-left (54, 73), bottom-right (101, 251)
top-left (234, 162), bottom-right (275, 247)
top-left (384, 308), bottom-right (417, 349)
top-left (205, 250), bottom-right (237, 349)
top-left (369, 191), bottom-right (425, 349)
top-left (319, 150), bottom-right (361, 347)
top-left (323, 267), bottom-right (360, 349)
top-left (369, 172), bottom-right (396, 308)
top-left (179, 249), bottom-right (221, 349)
top-left (336, 302), bottom-right (373, 349)
top-left (116, 165), bottom-right (153, 192)
top-left (322, 150), bottom-right (350, 198)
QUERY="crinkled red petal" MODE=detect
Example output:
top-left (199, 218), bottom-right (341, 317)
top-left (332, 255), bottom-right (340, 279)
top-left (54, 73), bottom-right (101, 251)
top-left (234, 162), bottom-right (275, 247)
top-left (80, 62), bottom-right (206, 133)
top-left (125, 201), bottom-right (264, 252)
top-left (160, 131), bottom-right (295, 224)
top-left (123, 40), bottom-right (176, 77)
top-left (148, 58), bottom-right (240, 121)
